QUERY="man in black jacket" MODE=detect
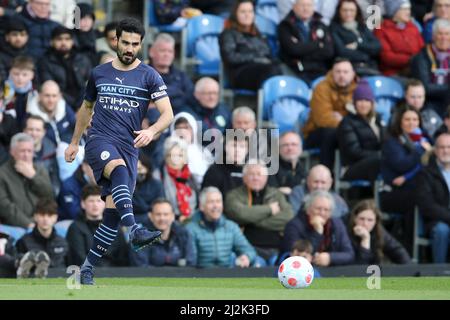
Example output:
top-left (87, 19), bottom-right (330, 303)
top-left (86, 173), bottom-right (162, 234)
top-left (269, 131), bottom-right (306, 196)
top-left (66, 184), bottom-right (129, 267)
top-left (0, 19), bottom-right (29, 82)
top-left (15, 198), bottom-right (68, 278)
top-left (277, 0), bottom-right (334, 85)
top-left (202, 135), bottom-right (247, 199)
top-left (37, 26), bottom-right (92, 110)
top-left (415, 133), bottom-right (450, 263)
top-left (148, 33), bottom-right (195, 114)
top-left (281, 190), bottom-right (354, 266)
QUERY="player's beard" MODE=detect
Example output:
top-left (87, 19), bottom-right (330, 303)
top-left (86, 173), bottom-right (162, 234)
top-left (117, 50), bottom-right (137, 65)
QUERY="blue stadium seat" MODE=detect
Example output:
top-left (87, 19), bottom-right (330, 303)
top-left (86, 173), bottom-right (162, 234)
top-left (364, 76), bottom-right (404, 126)
top-left (147, 0), bottom-right (185, 33)
top-left (54, 220), bottom-right (74, 238)
top-left (257, 76), bottom-right (311, 134)
top-left (181, 14), bottom-right (225, 76)
top-left (255, 0), bottom-right (280, 24)
top-left (255, 14), bottom-right (279, 57)
top-left (310, 75), bottom-right (326, 89)
top-left (0, 225), bottom-right (27, 244)
top-left (218, 14), bottom-right (276, 103)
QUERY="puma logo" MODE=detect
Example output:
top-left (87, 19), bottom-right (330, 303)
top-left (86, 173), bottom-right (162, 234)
top-left (115, 77), bottom-right (124, 84)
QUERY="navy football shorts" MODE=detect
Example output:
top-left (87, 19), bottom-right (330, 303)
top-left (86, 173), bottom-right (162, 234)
top-left (84, 136), bottom-right (138, 199)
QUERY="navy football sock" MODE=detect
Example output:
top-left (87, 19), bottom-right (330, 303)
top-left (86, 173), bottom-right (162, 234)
top-left (82, 208), bottom-right (120, 269)
top-left (109, 165), bottom-right (138, 230)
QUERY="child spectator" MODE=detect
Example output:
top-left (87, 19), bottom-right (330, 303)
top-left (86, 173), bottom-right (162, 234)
top-left (66, 185), bottom-right (129, 267)
top-left (291, 239), bottom-right (314, 263)
top-left (289, 239), bottom-right (321, 277)
top-left (15, 198), bottom-right (68, 278)
top-left (3, 56), bottom-right (36, 129)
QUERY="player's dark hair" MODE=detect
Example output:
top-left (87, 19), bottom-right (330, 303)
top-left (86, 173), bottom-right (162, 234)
top-left (81, 184), bottom-right (102, 201)
top-left (34, 198), bottom-right (58, 216)
top-left (116, 18), bottom-right (145, 41)
top-left (150, 198), bottom-right (174, 213)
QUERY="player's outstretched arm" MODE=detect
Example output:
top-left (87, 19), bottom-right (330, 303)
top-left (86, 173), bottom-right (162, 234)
top-left (134, 96), bottom-right (174, 148)
top-left (65, 100), bottom-right (94, 162)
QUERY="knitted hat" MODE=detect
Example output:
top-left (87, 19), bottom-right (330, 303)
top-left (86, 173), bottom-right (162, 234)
top-left (353, 79), bottom-right (375, 102)
top-left (385, 0), bottom-right (411, 19)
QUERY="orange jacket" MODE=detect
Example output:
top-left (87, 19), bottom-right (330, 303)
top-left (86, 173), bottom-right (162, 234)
top-left (303, 71), bottom-right (357, 138)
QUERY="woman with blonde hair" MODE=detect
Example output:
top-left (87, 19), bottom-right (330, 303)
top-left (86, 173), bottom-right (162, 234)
top-left (161, 137), bottom-right (197, 223)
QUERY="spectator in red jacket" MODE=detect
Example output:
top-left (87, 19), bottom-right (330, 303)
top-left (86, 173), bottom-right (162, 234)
top-left (374, 0), bottom-right (424, 77)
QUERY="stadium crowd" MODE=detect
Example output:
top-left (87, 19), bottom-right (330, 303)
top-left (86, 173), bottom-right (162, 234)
top-left (0, 0), bottom-right (449, 278)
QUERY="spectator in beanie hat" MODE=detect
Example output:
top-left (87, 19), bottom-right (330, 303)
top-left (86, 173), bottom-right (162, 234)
top-left (384, 0), bottom-right (412, 19)
top-left (337, 79), bottom-right (384, 182)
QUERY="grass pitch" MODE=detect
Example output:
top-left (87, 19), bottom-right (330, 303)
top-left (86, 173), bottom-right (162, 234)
top-left (0, 277), bottom-right (449, 300)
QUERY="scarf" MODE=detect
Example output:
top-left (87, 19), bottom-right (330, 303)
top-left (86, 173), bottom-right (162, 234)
top-left (166, 164), bottom-right (192, 217)
top-left (342, 21), bottom-right (360, 38)
top-left (432, 44), bottom-right (450, 67)
top-left (427, 44), bottom-right (450, 71)
top-left (426, 44), bottom-right (450, 84)
top-left (5, 76), bottom-right (33, 95)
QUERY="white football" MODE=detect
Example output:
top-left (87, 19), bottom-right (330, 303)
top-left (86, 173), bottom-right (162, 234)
top-left (278, 256), bottom-right (314, 289)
